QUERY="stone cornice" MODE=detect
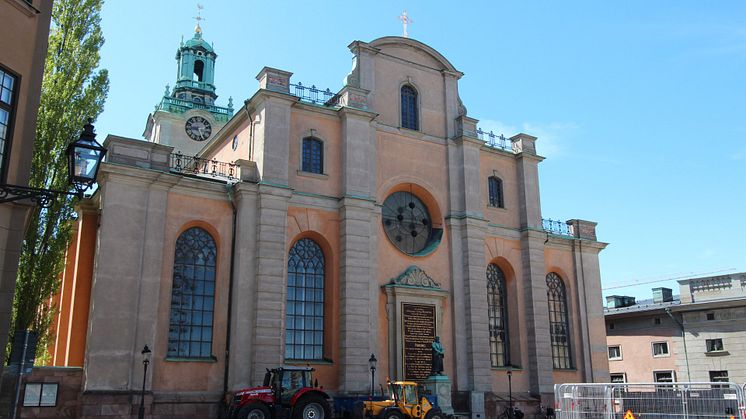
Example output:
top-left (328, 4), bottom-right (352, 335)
top-left (337, 105), bottom-right (378, 121)
top-left (100, 162), bottom-right (232, 201)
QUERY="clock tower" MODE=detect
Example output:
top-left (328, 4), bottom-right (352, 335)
top-left (143, 20), bottom-right (233, 156)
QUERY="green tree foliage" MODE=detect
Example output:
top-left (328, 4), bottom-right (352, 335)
top-left (10, 0), bottom-right (109, 359)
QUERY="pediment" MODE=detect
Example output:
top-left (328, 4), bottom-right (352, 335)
top-left (387, 265), bottom-right (441, 289)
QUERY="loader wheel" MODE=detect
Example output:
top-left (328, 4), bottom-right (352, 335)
top-left (238, 403), bottom-right (270, 419)
top-left (380, 409), bottom-right (404, 419)
top-left (293, 395), bottom-right (331, 419)
top-left (424, 408), bottom-right (444, 419)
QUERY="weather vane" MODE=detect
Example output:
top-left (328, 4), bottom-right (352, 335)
top-left (399, 10), bottom-right (413, 38)
top-left (194, 4), bottom-right (205, 33)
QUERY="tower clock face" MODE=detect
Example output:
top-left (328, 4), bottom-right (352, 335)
top-left (185, 116), bottom-right (212, 141)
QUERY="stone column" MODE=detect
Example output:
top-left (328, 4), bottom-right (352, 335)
top-left (566, 219), bottom-right (608, 383)
top-left (512, 133), bottom-right (554, 400)
top-left (337, 104), bottom-right (378, 392)
top-left (250, 184), bottom-right (292, 384)
top-left (446, 127), bottom-right (491, 418)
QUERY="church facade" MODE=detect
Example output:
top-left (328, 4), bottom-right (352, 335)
top-left (47, 27), bottom-right (609, 418)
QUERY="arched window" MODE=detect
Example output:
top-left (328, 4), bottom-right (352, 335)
top-left (286, 238), bottom-right (325, 360)
top-left (546, 272), bottom-right (572, 369)
top-left (168, 227), bottom-right (216, 359)
top-left (488, 176), bottom-right (504, 208)
top-left (301, 137), bottom-right (323, 174)
top-left (487, 264), bottom-right (509, 367)
top-left (193, 59), bottom-right (204, 81)
top-left (401, 84), bottom-right (418, 130)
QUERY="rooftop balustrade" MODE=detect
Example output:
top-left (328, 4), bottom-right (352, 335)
top-left (289, 82), bottom-right (339, 106)
top-left (476, 128), bottom-right (514, 153)
top-left (169, 152), bottom-right (237, 182)
top-left (542, 218), bottom-right (572, 236)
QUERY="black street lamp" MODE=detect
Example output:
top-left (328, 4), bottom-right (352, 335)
top-left (138, 345), bottom-right (151, 419)
top-left (0, 120), bottom-right (106, 208)
top-left (507, 367), bottom-right (513, 410)
top-left (368, 353), bottom-right (377, 397)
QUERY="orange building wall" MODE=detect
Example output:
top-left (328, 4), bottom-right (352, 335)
top-left (49, 209), bottom-right (98, 367)
top-left (152, 192), bottom-right (233, 392)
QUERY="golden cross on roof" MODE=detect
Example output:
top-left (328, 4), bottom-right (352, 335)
top-left (194, 4), bottom-right (205, 34)
top-left (399, 10), bottom-right (413, 38)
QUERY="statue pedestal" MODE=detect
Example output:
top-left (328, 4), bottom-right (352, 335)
top-left (423, 375), bottom-right (453, 415)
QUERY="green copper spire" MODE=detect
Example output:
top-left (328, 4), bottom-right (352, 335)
top-left (153, 11), bottom-right (233, 123)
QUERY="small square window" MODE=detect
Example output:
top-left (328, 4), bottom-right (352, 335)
top-left (706, 338), bottom-right (724, 352)
top-left (608, 322), bottom-right (615, 330)
top-left (23, 383), bottom-right (58, 407)
top-left (709, 370), bottom-right (728, 385)
top-left (654, 370), bottom-right (675, 383)
top-left (652, 341), bottom-right (669, 357)
top-left (610, 373), bottom-right (626, 383)
top-left (608, 345), bottom-right (622, 360)
top-left (706, 312), bottom-right (715, 321)
top-left (653, 317), bottom-right (661, 325)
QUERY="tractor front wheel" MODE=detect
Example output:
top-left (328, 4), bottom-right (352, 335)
top-left (380, 409), bottom-right (404, 419)
top-left (237, 402), bottom-right (271, 419)
top-left (424, 408), bottom-right (445, 419)
top-left (293, 395), bottom-right (331, 419)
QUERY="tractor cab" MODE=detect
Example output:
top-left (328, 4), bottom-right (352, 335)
top-left (263, 367), bottom-right (316, 404)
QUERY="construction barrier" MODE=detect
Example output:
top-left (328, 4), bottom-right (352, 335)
top-left (554, 382), bottom-right (746, 418)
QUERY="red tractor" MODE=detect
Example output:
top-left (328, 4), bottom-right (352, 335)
top-left (229, 366), bottom-right (332, 419)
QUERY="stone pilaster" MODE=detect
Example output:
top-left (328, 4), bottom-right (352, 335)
top-left (336, 102), bottom-right (378, 392)
top-left (513, 133), bottom-right (553, 398)
top-left (446, 131), bottom-right (491, 418)
top-left (338, 197), bottom-right (378, 392)
top-left (251, 184), bottom-right (292, 384)
top-left (84, 166), bottom-right (173, 391)
top-left (568, 231), bottom-right (608, 383)
top-left (227, 182), bottom-right (258, 389)
top-left (251, 68), bottom-right (296, 186)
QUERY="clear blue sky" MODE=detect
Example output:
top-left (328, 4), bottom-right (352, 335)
top-left (95, 1), bottom-right (746, 303)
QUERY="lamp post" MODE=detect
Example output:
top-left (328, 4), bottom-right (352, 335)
top-left (368, 353), bottom-right (377, 397)
top-left (507, 367), bottom-right (513, 411)
top-left (0, 120), bottom-right (106, 207)
top-left (138, 345), bottom-right (151, 419)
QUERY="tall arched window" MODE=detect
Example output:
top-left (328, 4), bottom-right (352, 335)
top-left (168, 227), bottom-right (216, 359)
top-left (286, 238), bottom-right (325, 360)
top-left (401, 84), bottom-right (419, 130)
top-left (488, 176), bottom-right (504, 208)
top-left (487, 264), bottom-right (509, 367)
top-left (301, 137), bottom-right (323, 174)
top-left (546, 272), bottom-right (572, 369)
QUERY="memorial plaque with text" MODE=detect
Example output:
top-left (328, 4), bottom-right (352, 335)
top-left (402, 303), bottom-right (436, 380)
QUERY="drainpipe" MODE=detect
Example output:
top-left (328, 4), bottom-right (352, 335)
top-left (665, 308), bottom-right (691, 382)
top-left (224, 184), bottom-right (238, 396)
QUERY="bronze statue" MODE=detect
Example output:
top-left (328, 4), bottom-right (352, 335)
top-left (431, 336), bottom-right (444, 375)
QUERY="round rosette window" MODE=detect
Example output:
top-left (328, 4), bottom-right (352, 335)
top-left (382, 191), bottom-right (442, 256)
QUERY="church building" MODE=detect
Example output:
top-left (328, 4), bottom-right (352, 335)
top-left (44, 23), bottom-right (609, 419)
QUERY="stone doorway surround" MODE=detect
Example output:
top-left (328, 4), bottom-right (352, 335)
top-left (382, 266), bottom-right (449, 381)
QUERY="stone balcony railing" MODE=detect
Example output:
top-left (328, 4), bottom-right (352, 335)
top-left (542, 218), bottom-right (598, 241)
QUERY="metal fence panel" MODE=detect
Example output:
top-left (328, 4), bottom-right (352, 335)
top-left (554, 383), bottom-right (746, 419)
